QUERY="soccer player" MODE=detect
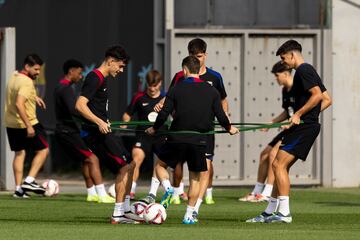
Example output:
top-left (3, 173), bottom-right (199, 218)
top-left (246, 40), bottom-right (332, 223)
top-left (241, 61), bottom-right (332, 203)
top-left (155, 38), bottom-right (230, 207)
top-left (54, 59), bottom-right (114, 203)
top-left (122, 70), bottom-right (166, 201)
top-left (146, 56), bottom-right (239, 224)
top-left (5, 54), bottom-right (48, 197)
top-left (75, 46), bottom-right (138, 224)
top-left (239, 61), bottom-right (294, 203)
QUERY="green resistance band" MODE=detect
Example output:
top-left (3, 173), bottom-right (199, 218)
top-left (110, 120), bottom-right (280, 127)
top-left (109, 121), bottom-right (297, 135)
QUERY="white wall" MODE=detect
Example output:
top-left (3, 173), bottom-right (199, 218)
top-left (332, 0), bottom-right (360, 187)
top-left (0, 28), bottom-right (16, 190)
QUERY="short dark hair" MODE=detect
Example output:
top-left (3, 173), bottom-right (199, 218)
top-left (146, 70), bottom-right (162, 86)
top-left (24, 54), bottom-right (43, 67)
top-left (63, 59), bottom-right (84, 74)
top-left (271, 61), bottom-right (291, 74)
top-left (188, 38), bottom-right (207, 55)
top-left (276, 40), bottom-right (302, 56)
top-left (182, 56), bottom-right (200, 74)
top-left (105, 45), bottom-right (130, 64)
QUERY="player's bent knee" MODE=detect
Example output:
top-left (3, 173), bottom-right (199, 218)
top-left (37, 148), bottom-right (49, 156)
top-left (156, 159), bottom-right (167, 168)
top-left (15, 150), bottom-right (26, 157)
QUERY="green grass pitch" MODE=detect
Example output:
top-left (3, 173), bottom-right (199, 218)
top-left (1, 188), bottom-right (360, 240)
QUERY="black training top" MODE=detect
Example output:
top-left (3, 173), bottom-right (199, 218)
top-left (154, 77), bottom-right (231, 145)
top-left (292, 63), bottom-right (327, 123)
top-left (126, 91), bottom-right (166, 131)
top-left (54, 79), bottom-right (80, 133)
top-left (170, 67), bottom-right (227, 99)
top-left (80, 69), bottom-right (109, 127)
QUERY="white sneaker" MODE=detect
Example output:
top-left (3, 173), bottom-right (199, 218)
top-left (265, 212), bottom-right (292, 223)
top-left (238, 193), bottom-right (257, 202)
top-left (245, 212), bottom-right (273, 223)
top-left (249, 194), bottom-right (269, 203)
top-left (111, 215), bottom-right (140, 224)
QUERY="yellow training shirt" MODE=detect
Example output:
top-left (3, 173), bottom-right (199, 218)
top-left (5, 71), bottom-right (39, 128)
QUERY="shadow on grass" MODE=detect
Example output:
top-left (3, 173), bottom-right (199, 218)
top-left (314, 201), bottom-right (360, 207)
top-left (0, 216), bottom-right (109, 224)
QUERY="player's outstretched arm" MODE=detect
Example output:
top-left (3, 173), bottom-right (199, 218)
top-left (213, 93), bottom-right (238, 135)
top-left (261, 110), bottom-right (288, 132)
top-left (320, 91), bottom-right (332, 112)
top-left (75, 96), bottom-right (110, 134)
top-left (272, 110), bottom-right (288, 123)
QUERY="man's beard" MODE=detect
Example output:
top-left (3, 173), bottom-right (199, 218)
top-left (28, 73), bottom-right (38, 80)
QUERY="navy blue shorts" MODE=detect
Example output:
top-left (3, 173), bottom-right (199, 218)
top-left (280, 123), bottom-right (320, 161)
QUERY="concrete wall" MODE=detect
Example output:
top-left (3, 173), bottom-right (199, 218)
top-left (332, 0), bottom-right (360, 187)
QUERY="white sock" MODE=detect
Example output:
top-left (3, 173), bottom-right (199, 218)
top-left (194, 198), bottom-right (203, 213)
top-left (261, 184), bottom-right (273, 197)
top-left (264, 197), bottom-right (279, 214)
top-left (124, 195), bottom-right (131, 212)
top-left (95, 184), bottom-right (107, 197)
top-left (24, 176), bottom-right (35, 184)
top-left (131, 182), bottom-right (137, 194)
top-left (206, 188), bottom-right (213, 198)
top-left (173, 187), bottom-right (180, 197)
top-left (251, 182), bottom-right (264, 195)
top-left (184, 205), bottom-right (195, 219)
top-left (179, 182), bottom-right (185, 195)
top-left (87, 185), bottom-right (97, 196)
top-left (149, 177), bottom-right (160, 196)
top-left (113, 202), bottom-right (125, 217)
top-left (278, 196), bottom-right (290, 216)
top-left (16, 185), bottom-right (23, 193)
top-left (161, 179), bottom-right (172, 192)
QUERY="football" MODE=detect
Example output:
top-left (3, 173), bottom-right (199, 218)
top-left (130, 201), bottom-right (148, 219)
top-left (42, 179), bottom-right (59, 197)
top-left (143, 203), bottom-right (167, 224)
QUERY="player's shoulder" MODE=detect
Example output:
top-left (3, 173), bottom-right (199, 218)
top-left (85, 69), bottom-right (104, 81)
top-left (297, 63), bottom-right (316, 73)
top-left (172, 71), bottom-right (185, 84)
top-left (84, 69), bottom-right (106, 90)
top-left (131, 91), bottom-right (146, 104)
top-left (205, 67), bottom-right (223, 80)
top-left (85, 70), bottom-right (97, 79)
top-left (174, 70), bottom-right (184, 78)
top-left (56, 79), bottom-right (71, 92)
top-left (134, 91), bottom-right (146, 99)
top-left (12, 71), bottom-right (31, 84)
